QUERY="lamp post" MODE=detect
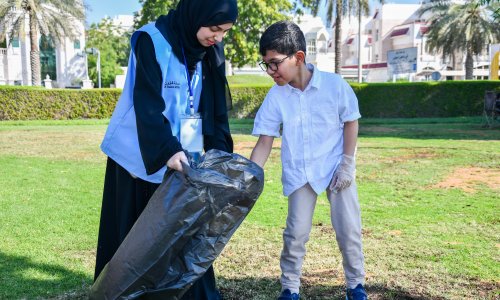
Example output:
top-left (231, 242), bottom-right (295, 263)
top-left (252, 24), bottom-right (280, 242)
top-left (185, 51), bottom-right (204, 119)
top-left (86, 47), bottom-right (101, 88)
top-left (357, 0), bottom-right (362, 83)
top-left (77, 50), bottom-right (93, 89)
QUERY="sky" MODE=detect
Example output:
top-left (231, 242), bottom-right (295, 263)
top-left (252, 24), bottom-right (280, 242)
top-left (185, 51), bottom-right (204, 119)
top-left (85, 0), bottom-right (142, 25)
top-left (84, 0), bottom-right (422, 27)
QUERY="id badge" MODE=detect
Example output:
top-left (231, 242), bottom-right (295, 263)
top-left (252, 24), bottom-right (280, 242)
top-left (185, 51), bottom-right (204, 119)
top-left (180, 114), bottom-right (203, 153)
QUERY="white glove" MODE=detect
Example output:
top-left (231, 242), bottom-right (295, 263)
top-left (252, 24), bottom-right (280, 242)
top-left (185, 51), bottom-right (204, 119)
top-left (329, 154), bottom-right (356, 193)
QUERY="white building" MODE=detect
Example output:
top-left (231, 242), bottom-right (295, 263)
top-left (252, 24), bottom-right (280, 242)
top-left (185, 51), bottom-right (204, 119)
top-left (319, 2), bottom-right (495, 82)
top-left (295, 14), bottom-right (334, 72)
top-left (232, 14), bottom-right (335, 75)
top-left (109, 15), bottom-right (135, 34)
top-left (0, 7), bottom-right (87, 87)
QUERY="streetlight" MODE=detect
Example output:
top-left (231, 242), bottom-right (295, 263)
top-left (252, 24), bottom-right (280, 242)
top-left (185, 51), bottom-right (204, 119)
top-left (357, 0), bottom-right (362, 83)
top-left (86, 47), bottom-right (101, 88)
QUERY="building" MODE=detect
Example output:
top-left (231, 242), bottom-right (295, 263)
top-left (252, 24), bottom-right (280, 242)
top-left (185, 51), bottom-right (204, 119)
top-left (109, 15), bottom-right (135, 34)
top-left (295, 14), bottom-right (334, 73)
top-left (231, 14), bottom-right (334, 75)
top-left (0, 7), bottom-right (87, 87)
top-left (320, 2), bottom-right (496, 82)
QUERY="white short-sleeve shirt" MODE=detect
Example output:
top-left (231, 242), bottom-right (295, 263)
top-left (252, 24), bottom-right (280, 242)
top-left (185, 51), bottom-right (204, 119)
top-left (252, 64), bottom-right (361, 196)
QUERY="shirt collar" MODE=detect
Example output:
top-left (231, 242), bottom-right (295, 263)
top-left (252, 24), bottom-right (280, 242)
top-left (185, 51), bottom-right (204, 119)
top-left (286, 63), bottom-right (321, 94)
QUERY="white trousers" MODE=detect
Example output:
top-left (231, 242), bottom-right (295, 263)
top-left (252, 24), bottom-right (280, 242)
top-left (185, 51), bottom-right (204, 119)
top-left (280, 182), bottom-right (365, 293)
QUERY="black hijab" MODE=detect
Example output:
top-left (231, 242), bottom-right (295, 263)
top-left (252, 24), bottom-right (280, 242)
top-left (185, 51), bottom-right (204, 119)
top-left (157, 0), bottom-right (238, 135)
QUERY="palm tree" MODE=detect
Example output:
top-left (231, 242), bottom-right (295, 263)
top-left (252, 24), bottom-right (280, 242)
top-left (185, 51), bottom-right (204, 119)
top-left (0, 0), bottom-right (85, 86)
top-left (419, 0), bottom-right (500, 79)
top-left (306, 0), bottom-right (370, 76)
top-left (307, 0), bottom-right (347, 74)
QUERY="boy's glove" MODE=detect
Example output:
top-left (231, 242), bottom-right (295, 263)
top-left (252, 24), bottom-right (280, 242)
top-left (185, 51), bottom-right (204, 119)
top-left (329, 154), bottom-right (356, 194)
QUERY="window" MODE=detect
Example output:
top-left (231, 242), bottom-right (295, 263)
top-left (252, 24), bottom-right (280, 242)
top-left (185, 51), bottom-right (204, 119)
top-left (307, 40), bottom-right (316, 55)
top-left (74, 39), bottom-right (81, 49)
top-left (11, 37), bottom-right (19, 48)
top-left (375, 29), bottom-right (379, 42)
top-left (39, 35), bottom-right (56, 81)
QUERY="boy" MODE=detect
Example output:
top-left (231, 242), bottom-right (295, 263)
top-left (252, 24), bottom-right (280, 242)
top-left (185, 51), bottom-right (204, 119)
top-left (250, 21), bottom-right (367, 300)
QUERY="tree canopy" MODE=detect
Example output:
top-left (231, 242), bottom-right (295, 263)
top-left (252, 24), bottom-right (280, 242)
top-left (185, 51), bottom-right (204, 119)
top-left (0, 0), bottom-right (85, 85)
top-left (419, 0), bottom-right (500, 79)
top-left (134, 0), bottom-right (295, 68)
top-left (86, 18), bottom-right (131, 87)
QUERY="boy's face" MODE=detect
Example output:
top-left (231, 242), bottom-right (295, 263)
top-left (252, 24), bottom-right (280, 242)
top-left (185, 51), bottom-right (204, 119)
top-left (261, 50), bottom-right (299, 86)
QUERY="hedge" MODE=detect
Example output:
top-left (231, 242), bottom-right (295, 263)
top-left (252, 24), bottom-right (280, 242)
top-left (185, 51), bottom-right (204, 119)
top-left (0, 87), bottom-right (121, 120)
top-left (0, 81), bottom-right (499, 120)
top-left (351, 81), bottom-right (500, 118)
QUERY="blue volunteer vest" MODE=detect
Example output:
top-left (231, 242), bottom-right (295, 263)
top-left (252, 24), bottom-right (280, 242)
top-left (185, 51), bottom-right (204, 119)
top-left (101, 23), bottom-right (202, 183)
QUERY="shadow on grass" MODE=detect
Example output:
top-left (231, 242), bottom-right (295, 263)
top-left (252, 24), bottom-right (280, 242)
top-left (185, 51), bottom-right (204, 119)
top-left (218, 277), bottom-right (442, 300)
top-left (0, 251), bottom-right (90, 299)
top-left (358, 122), bottom-right (500, 140)
top-left (229, 118), bottom-right (500, 141)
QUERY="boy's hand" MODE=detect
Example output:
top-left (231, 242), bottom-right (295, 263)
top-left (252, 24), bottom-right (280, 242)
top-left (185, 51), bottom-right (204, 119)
top-left (329, 154), bottom-right (356, 193)
top-left (167, 151), bottom-right (189, 172)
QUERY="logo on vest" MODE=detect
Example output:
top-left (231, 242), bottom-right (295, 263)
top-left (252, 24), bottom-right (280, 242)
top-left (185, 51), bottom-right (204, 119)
top-left (165, 80), bottom-right (180, 89)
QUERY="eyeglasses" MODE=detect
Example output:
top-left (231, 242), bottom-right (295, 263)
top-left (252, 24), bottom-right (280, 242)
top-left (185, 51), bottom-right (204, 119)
top-left (258, 55), bottom-right (292, 72)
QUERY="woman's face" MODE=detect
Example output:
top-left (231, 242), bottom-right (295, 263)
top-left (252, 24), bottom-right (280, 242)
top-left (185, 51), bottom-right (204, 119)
top-left (196, 23), bottom-right (233, 47)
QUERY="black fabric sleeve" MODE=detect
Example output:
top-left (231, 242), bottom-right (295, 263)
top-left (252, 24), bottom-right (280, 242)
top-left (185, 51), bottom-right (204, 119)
top-left (133, 33), bottom-right (183, 175)
top-left (203, 113), bottom-right (233, 153)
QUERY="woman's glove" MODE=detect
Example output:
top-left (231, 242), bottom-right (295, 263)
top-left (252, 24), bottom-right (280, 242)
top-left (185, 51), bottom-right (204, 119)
top-left (329, 154), bottom-right (356, 194)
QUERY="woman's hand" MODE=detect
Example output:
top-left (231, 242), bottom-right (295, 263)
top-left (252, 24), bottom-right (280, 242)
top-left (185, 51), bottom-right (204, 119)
top-left (167, 151), bottom-right (188, 172)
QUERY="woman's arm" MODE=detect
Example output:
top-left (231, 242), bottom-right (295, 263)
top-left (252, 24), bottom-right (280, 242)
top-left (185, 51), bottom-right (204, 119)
top-left (133, 33), bottom-right (184, 174)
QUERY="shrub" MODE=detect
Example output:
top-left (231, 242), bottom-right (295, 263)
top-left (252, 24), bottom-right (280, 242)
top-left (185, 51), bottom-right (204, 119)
top-left (351, 81), bottom-right (500, 118)
top-left (0, 88), bottom-right (121, 120)
top-left (0, 81), bottom-right (499, 120)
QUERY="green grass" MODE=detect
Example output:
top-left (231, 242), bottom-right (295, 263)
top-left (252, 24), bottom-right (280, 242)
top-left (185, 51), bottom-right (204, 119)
top-left (227, 74), bottom-right (273, 86)
top-left (0, 118), bottom-right (499, 299)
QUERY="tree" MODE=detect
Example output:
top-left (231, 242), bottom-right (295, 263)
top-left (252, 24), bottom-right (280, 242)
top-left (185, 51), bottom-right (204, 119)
top-left (302, 0), bottom-right (369, 75)
top-left (302, 0), bottom-right (341, 73)
top-left (419, 0), bottom-right (500, 79)
top-left (134, 0), bottom-right (293, 68)
top-left (86, 18), bottom-right (131, 88)
top-left (0, 0), bottom-right (85, 86)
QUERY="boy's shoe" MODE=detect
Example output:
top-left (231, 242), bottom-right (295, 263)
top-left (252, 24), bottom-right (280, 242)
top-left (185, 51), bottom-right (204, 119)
top-left (346, 284), bottom-right (367, 300)
top-left (278, 289), bottom-right (300, 300)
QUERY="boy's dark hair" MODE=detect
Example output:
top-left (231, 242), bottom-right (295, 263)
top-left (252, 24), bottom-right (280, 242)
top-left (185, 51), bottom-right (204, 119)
top-left (259, 20), bottom-right (306, 56)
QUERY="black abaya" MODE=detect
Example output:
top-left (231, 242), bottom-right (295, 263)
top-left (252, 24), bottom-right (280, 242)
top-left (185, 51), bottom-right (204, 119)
top-left (94, 1), bottom-right (237, 298)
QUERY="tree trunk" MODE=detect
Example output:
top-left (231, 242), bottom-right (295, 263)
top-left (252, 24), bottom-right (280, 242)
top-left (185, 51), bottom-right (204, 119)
top-left (334, 0), bottom-right (342, 74)
top-left (464, 49), bottom-right (473, 80)
top-left (29, 9), bottom-right (41, 86)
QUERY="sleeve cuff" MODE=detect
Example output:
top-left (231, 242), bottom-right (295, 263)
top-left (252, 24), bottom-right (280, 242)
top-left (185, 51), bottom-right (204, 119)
top-left (252, 128), bottom-right (280, 138)
top-left (341, 112), bottom-right (361, 123)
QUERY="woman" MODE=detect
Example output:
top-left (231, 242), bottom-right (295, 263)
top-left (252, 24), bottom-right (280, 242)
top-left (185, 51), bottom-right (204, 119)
top-left (94, 0), bottom-right (238, 299)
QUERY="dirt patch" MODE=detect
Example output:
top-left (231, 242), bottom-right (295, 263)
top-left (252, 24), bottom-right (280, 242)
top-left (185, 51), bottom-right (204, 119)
top-left (233, 141), bottom-right (256, 151)
top-left (233, 140), bottom-right (282, 151)
top-left (432, 167), bottom-right (500, 193)
top-left (383, 149), bottom-right (439, 163)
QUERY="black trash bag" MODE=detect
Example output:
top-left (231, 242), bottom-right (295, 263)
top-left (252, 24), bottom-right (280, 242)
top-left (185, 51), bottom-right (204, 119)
top-left (90, 149), bottom-right (264, 300)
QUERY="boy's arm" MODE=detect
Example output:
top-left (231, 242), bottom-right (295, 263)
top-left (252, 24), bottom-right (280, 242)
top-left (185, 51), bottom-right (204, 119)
top-left (250, 135), bottom-right (274, 168)
top-left (343, 120), bottom-right (358, 156)
top-left (330, 120), bottom-right (359, 193)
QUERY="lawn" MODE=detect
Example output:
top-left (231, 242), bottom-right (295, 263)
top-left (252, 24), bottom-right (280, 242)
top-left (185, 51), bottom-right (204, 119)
top-left (227, 74), bottom-right (273, 86)
top-left (0, 118), bottom-right (498, 299)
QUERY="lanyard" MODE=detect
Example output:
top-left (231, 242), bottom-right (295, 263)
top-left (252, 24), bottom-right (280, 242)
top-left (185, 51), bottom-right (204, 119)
top-left (180, 45), bottom-right (195, 115)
